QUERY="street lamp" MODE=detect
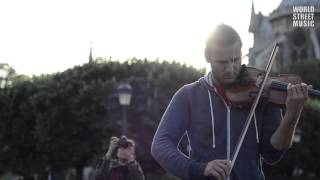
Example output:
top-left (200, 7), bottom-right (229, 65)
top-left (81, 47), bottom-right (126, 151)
top-left (293, 128), bottom-right (301, 143)
top-left (292, 128), bottom-right (302, 176)
top-left (117, 83), bottom-right (132, 135)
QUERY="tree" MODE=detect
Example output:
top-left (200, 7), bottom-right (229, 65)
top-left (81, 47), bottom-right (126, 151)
top-left (0, 58), bottom-right (205, 179)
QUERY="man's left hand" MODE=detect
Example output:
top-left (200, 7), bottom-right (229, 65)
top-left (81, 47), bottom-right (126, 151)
top-left (285, 83), bottom-right (311, 123)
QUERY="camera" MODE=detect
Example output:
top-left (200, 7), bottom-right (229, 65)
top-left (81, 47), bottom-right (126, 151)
top-left (118, 136), bottom-right (132, 148)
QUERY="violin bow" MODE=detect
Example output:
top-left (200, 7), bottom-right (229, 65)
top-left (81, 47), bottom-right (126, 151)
top-left (229, 43), bottom-right (280, 172)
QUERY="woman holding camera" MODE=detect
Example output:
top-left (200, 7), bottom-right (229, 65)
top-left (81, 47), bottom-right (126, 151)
top-left (95, 136), bottom-right (145, 180)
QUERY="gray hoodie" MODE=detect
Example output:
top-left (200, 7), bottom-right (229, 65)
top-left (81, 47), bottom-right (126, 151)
top-left (151, 72), bottom-right (286, 180)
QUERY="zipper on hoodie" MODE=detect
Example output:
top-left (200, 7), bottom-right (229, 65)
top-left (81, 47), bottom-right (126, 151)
top-left (214, 91), bottom-right (231, 160)
top-left (227, 106), bottom-right (230, 161)
top-left (226, 106), bottom-right (231, 180)
top-left (214, 90), bottom-right (231, 180)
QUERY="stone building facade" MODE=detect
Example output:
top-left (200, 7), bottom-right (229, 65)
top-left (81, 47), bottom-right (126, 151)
top-left (249, 0), bottom-right (320, 72)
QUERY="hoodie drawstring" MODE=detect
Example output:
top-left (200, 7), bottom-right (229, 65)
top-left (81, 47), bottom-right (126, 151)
top-left (208, 90), bottom-right (216, 149)
top-left (205, 71), bottom-right (259, 148)
top-left (253, 112), bottom-right (260, 143)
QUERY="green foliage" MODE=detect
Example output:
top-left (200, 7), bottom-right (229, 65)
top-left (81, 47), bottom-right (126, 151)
top-left (0, 173), bottom-right (13, 180)
top-left (0, 58), bottom-right (204, 178)
top-left (286, 60), bottom-right (320, 89)
top-left (305, 99), bottom-right (320, 111)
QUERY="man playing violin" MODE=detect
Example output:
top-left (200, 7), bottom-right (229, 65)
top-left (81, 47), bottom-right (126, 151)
top-left (151, 24), bottom-right (311, 180)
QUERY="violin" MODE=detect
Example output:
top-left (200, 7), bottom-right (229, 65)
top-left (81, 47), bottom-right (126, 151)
top-left (229, 44), bottom-right (319, 172)
top-left (225, 65), bottom-right (320, 107)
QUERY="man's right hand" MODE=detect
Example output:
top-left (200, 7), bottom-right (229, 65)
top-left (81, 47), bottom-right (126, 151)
top-left (203, 160), bottom-right (231, 180)
top-left (105, 136), bottom-right (119, 159)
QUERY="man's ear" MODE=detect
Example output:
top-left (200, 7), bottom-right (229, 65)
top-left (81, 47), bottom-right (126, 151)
top-left (232, 39), bottom-right (242, 55)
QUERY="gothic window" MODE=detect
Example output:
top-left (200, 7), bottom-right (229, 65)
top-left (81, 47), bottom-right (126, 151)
top-left (289, 28), bottom-right (308, 62)
top-left (291, 28), bottom-right (307, 48)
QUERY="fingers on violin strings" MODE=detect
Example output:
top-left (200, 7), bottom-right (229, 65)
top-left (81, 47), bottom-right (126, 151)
top-left (287, 83), bottom-right (293, 98)
top-left (292, 84), bottom-right (299, 99)
top-left (288, 83), bottom-right (297, 98)
top-left (300, 83), bottom-right (309, 99)
top-left (295, 84), bottom-right (303, 98)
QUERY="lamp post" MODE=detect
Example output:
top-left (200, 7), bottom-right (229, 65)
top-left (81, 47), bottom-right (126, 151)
top-left (293, 128), bottom-right (301, 143)
top-left (117, 83), bottom-right (132, 135)
top-left (292, 128), bottom-right (302, 176)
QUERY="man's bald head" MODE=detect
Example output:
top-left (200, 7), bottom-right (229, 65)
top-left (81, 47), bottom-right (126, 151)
top-left (205, 24), bottom-right (242, 63)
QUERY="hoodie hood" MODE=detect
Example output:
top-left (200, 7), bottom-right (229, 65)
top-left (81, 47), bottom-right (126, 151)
top-left (200, 71), bottom-right (217, 92)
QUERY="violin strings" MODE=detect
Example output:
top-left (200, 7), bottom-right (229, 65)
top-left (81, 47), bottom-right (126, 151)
top-left (271, 81), bottom-right (320, 97)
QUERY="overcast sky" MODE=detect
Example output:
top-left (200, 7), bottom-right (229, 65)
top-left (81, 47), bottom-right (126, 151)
top-left (0, 0), bottom-right (281, 76)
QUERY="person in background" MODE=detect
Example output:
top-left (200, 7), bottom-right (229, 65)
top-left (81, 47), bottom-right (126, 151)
top-left (95, 136), bottom-right (145, 180)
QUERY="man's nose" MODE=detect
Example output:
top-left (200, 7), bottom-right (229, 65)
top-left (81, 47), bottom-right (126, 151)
top-left (225, 61), bottom-right (234, 72)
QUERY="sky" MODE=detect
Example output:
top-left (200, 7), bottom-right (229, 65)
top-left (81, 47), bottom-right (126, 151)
top-left (0, 0), bottom-right (281, 76)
